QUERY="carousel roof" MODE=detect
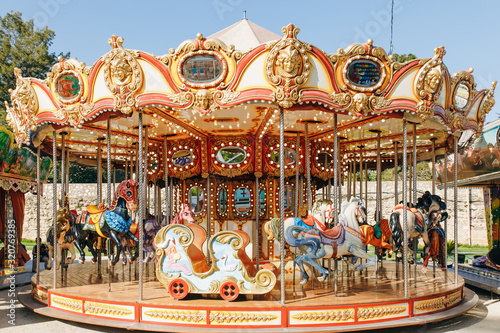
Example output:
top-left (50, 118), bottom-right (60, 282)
top-left (4, 21), bottom-right (496, 182)
top-left (208, 19), bottom-right (281, 51)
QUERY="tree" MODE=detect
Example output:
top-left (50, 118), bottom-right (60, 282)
top-left (393, 53), bottom-right (417, 63)
top-left (0, 11), bottom-right (69, 127)
top-left (381, 162), bottom-right (432, 181)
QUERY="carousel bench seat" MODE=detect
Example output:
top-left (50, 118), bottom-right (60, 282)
top-left (186, 224), bottom-right (210, 274)
top-left (233, 230), bottom-right (257, 277)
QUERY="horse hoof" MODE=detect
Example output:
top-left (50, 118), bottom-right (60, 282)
top-left (129, 259), bottom-right (134, 264)
top-left (318, 273), bottom-right (329, 282)
top-left (299, 279), bottom-right (308, 285)
top-left (91, 260), bottom-right (96, 264)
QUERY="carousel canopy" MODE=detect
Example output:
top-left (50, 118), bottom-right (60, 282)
top-left (4, 21), bottom-right (496, 182)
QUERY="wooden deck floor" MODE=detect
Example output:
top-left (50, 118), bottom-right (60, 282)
top-left (34, 259), bottom-right (463, 308)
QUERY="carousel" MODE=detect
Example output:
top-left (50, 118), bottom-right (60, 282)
top-left (6, 19), bottom-right (496, 331)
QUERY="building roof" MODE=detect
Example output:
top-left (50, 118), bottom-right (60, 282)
top-left (208, 19), bottom-right (281, 51)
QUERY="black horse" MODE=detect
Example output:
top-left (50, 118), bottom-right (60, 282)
top-left (74, 179), bottom-right (139, 266)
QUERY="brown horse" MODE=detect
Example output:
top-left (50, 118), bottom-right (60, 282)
top-left (422, 216), bottom-right (447, 273)
top-left (359, 219), bottom-right (393, 256)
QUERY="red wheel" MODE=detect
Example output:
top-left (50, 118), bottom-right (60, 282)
top-left (168, 278), bottom-right (189, 300)
top-left (220, 281), bottom-right (239, 301)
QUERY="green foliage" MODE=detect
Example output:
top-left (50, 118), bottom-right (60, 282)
top-left (46, 162), bottom-right (126, 183)
top-left (381, 162), bottom-right (432, 181)
top-left (0, 11), bottom-right (70, 127)
top-left (393, 53), bottom-right (418, 63)
top-left (447, 240), bottom-right (455, 254)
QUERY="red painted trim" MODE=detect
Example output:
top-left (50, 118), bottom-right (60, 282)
top-left (31, 80), bottom-right (60, 109)
top-left (311, 46), bottom-right (339, 93)
top-left (87, 58), bottom-right (104, 102)
top-left (228, 45), bottom-right (267, 90)
top-left (138, 52), bottom-right (180, 94)
top-left (383, 60), bottom-right (420, 94)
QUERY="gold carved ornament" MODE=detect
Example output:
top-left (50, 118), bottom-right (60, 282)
top-left (48, 57), bottom-right (93, 127)
top-left (330, 39), bottom-right (394, 116)
top-left (6, 68), bottom-right (39, 144)
top-left (103, 35), bottom-right (143, 115)
top-left (415, 46), bottom-right (446, 121)
top-left (265, 24), bottom-right (312, 108)
top-left (475, 81), bottom-right (497, 139)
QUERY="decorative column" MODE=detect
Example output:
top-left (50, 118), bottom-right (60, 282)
top-left (454, 136), bottom-right (458, 284)
top-left (431, 137), bottom-right (437, 195)
top-left (52, 131), bottom-right (57, 289)
top-left (107, 119), bottom-right (112, 292)
top-left (305, 122), bottom-right (312, 211)
top-left (402, 120), bottom-right (409, 298)
top-left (36, 146), bottom-right (41, 282)
top-left (279, 108), bottom-right (286, 306)
top-left (138, 112), bottom-right (144, 301)
top-left (394, 141), bottom-right (399, 206)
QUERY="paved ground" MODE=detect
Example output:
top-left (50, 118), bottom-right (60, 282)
top-left (0, 284), bottom-right (499, 333)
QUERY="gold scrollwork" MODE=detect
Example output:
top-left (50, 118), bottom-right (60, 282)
top-left (213, 90), bottom-right (240, 105)
top-left (357, 305), bottom-right (407, 320)
top-left (84, 301), bottom-right (133, 317)
top-left (291, 308), bottom-right (355, 322)
top-left (328, 92), bottom-right (351, 107)
top-left (265, 24), bottom-right (312, 108)
top-left (143, 309), bottom-right (206, 323)
top-left (210, 311), bottom-right (278, 324)
top-left (476, 81), bottom-right (496, 139)
top-left (103, 35), bottom-right (143, 115)
top-left (414, 46), bottom-right (446, 121)
top-left (167, 91), bottom-right (193, 106)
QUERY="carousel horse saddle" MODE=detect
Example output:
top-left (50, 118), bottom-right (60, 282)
top-left (319, 225), bottom-right (346, 246)
top-left (302, 215), bottom-right (321, 228)
top-left (378, 219), bottom-right (391, 239)
top-left (86, 204), bottom-right (107, 225)
top-left (394, 204), bottom-right (425, 232)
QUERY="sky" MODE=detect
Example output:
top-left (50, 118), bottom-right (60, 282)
top-left (1, 0), bottom-right (499, 123)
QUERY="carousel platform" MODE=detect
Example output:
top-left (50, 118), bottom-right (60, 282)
top-left (20, 260), bottom-right (473, 332)
top-left (458, 263), bottom-right (500, 295)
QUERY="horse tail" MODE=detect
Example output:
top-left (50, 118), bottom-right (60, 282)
top-left (47, 227), bottom-right (54, 244)
top-left (284, 225), bottom-right (321, 254)
top-left (389, 212), bottom-right (402, 251)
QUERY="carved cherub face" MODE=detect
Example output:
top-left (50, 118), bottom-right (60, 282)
top-left (111, 57), bottom-right (133, 85)
top-left (195, 89), bottom-right (212, 110)
top-left (425, 68), bottom-right (441, 94)
top-left (353, 93), bottom-right (368, 113)
top-left (275, 46), bottom-right (301, 77)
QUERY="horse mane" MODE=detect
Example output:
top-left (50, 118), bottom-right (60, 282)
top-left (311, 200), bottom-right (332, 215)
top-left (109, 179), bottom-right (137, 210)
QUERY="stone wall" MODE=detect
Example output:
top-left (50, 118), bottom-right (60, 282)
top-left (22, 181), bottom-right (488, 246)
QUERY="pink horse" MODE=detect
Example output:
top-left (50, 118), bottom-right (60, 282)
top-left (163, 203), bottom-right (196, 225)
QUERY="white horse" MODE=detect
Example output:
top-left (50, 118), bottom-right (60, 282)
top-left (266, 197), bottom-right (375, 285)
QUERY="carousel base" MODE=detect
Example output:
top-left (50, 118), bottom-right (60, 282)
top-left (22, 260), bottom-right (473, 332)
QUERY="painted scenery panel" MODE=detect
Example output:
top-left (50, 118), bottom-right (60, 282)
top-left (182, 55), bottom-right (222, 83)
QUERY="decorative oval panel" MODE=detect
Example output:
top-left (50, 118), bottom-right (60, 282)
top-left (178, 51), bottom-right (228, 88)
top-left (216, 146), bottom-right (247, 165)
top-left (454, 82), bottom-right (470, 110)
top-left (188, 185), bottom-right (205, 215)
top-left (347, 59), bottom-right (382, 87)
top-left (172, 150), bottom-right (194, 167)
